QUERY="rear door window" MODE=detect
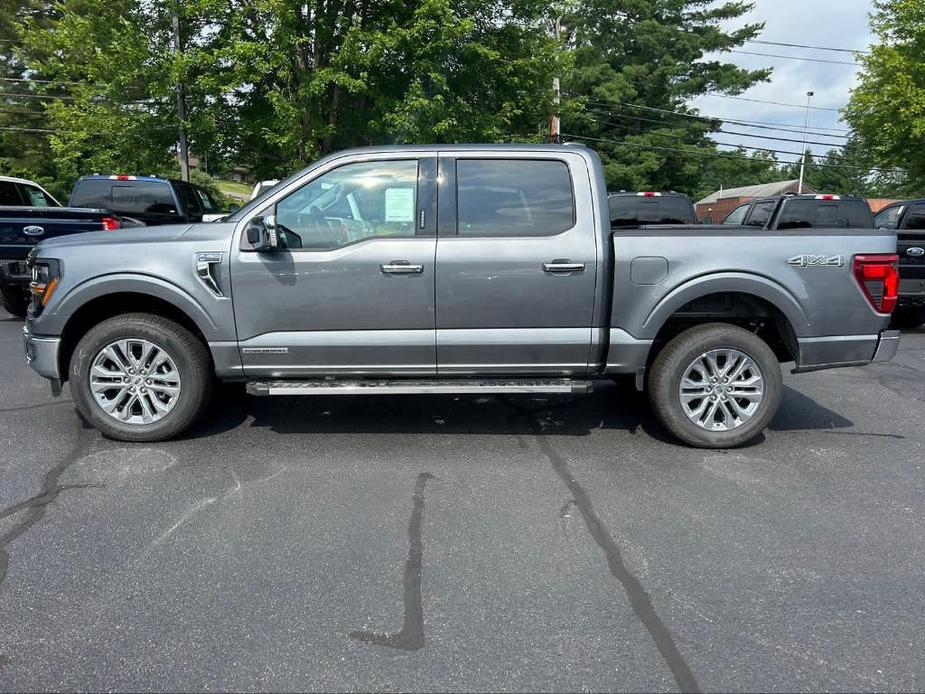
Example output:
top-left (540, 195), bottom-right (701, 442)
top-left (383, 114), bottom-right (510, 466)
top-left (874, 205), bottom-right (903, 229)
top-left (744, 201), bottom-right (775, 227)
top-left (456, 159), bottom-right (575, 237)
top-left (111, 182), bottom-right (177, 216)
top-left (20, 184), bottom-right (55, 207)
top-left (0, 181), bottom-right (24, 206)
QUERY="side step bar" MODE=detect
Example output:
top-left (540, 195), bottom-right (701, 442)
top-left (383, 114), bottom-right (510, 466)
top-left (246, 378), bottom-right (593, 397)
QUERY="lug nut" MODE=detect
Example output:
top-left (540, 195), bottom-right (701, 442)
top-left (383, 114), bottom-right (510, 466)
top-left (146, 378), bottom-right (152, 385)
top-left (123, 377), bottom-right (130, 383)
top-left (141, 387), bottom-right (147, 393)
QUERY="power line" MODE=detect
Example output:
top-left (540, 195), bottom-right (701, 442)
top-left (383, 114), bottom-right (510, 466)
top-left (561, 132), bottom-right (900, 174)
top-left (748, 39), bottom-right (869, 55)
top-left (698, 93), bottom-right (843, 112)
top-left (577, 98), bottom-right (851, 137)
top-left (728, 49), bottom-right (858, 66)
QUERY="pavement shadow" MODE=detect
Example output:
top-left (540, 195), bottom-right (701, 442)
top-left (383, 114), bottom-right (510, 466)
top-left (769, 386), bottom-right (854, 431)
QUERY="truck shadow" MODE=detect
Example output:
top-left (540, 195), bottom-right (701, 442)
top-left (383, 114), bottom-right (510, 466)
top-left (192, 382), bottom-right (861, 444)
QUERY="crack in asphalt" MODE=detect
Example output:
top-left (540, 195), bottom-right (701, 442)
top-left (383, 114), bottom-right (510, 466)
top-left (350, 472), bottom-right (435, 651)
top-left (500, 397), bottom-right (701, 694)
top-left (0, 400), bottom-right (73, 415)
top-left (0, 421), bottom-right (99, 671)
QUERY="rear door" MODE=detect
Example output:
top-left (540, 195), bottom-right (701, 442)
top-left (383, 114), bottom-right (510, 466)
top-left (434, 152), bottom-right (597, 375)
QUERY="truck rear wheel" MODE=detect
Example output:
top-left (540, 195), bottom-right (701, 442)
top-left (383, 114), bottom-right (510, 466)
top-left (648, 323), bottom-right (782, 448)
top-left (69, 313), bottom-right (213, 442)
top-left (1, 284), bottom-right (29, 317)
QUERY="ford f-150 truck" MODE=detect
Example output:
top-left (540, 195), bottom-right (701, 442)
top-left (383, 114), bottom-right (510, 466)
top-left (873, 199), bottom-right (925, 328)
top-left (22, 144), bottom-right (900, 448)
top-left (0, 175), bottom-right (132, 317)
top-left (721, 193), bottom-right (875, 229)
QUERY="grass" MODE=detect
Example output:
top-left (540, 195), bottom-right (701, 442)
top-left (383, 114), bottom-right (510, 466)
top-left (216, 179), bottom-right (253, 201)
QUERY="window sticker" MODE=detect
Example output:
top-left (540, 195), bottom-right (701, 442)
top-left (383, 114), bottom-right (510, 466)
top-left (384, 187), bottom-right (415, 223)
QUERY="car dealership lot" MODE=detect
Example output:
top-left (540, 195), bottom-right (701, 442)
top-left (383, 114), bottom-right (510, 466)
top-left (1, 308), bottom-right (924, 692)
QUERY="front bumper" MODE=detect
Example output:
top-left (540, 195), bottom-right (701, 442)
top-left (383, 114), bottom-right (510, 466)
top-left (0, 259), bottom-right (31, 286)
top-left (22, 325), bottom-right (62, 380)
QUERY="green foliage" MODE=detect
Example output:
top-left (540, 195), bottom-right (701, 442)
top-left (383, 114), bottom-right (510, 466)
top-left (844, 0), bottom-right (925, 196)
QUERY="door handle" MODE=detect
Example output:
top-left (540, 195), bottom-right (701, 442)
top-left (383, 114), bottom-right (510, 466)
top-left (23, 225), bottom-right (44, 237)
top-left (543, 261), bottom-right (585, 273)
top-left (380, 261), bottom-right (424, 274)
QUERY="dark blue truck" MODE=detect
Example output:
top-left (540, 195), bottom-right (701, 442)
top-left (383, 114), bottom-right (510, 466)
top-left (0, 176), bottom-right (130, 316)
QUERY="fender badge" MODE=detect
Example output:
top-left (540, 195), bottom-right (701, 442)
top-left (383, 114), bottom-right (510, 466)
top-left (788, 254), bottom-right (845, 268)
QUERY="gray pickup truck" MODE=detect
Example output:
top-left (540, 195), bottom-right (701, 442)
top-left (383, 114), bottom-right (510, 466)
top-left (22, 144), bottom-right (900, 448)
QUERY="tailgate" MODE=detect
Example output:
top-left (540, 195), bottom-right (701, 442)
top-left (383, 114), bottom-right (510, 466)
top-left (0, 207), bottom-right (108, 260)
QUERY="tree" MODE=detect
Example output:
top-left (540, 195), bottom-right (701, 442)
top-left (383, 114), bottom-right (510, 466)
top-left (843, 0), bottom-right (925, 195)
top-left (560, 0), bottom-right (770, 194)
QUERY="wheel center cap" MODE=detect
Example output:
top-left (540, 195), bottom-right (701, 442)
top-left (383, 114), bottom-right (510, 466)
top-left (714, 385), bottom-right (726, 395)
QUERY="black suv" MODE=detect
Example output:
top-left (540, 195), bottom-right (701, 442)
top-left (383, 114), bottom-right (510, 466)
top-left (68, 175), bottom-right (226, 226)
top-left (608, 191), bottom-right (698, 227)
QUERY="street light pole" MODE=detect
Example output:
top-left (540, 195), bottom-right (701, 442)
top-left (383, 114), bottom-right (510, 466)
top-left (797, 90), bottom-right (814, 194)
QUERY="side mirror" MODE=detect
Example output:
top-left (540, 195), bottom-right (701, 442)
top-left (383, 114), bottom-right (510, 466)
top-left (243, 215), bottom-right (278, 252)
top-left (227, 202), bottom-right (240, 213)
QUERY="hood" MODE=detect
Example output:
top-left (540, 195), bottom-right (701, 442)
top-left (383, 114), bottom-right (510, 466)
top-left (36, 222), bottom-right (235, 253)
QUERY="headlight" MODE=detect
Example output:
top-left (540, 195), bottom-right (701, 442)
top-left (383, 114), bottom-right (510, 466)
top-left (29, 258), bottom-right (61, 312)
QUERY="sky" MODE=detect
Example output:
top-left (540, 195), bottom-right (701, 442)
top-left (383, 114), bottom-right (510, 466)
top-left (689, 0), bottom-right (876, 167)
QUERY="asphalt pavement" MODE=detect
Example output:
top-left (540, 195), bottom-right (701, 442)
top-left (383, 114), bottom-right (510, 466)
top-left (1, 307), bottom-right (924, 692)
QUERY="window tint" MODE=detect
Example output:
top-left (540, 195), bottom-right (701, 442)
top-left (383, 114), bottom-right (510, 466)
top-left (722, 204), bottom-right (750, 225)
top-left (174, 181), bottom-right (202, 216)
top-left (744, 201), bottom-right (775, 227)
top-left (905, 204), bottom-right (925, 230)
top-left (111, 182), bottom-right (177, 216)
top-left (608, 195), bottom-right (695, 226)
top-left (70, 179), bottom-right (112, 208)
top-left (456, 159), bottom-right (574, 236)
top-left (275, 159), bottom-right (418, 250)
top-left (874, 206), bottom-right (903, 229)
top-left (20, 184), bottom-right (55, 207)
top-left (776, 199), bottom-right (874, 229)
top-left (0, 181), bottom-right (23, 206)
top-left (196, 187), bottom-right (219, 212)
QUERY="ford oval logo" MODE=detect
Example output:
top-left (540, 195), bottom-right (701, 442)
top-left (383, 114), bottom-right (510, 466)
top-left (907, 246), bottom-right (925, 257)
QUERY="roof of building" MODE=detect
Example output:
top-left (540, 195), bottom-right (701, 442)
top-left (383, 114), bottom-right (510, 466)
top-left (696, 179), bottom-right (810, 206)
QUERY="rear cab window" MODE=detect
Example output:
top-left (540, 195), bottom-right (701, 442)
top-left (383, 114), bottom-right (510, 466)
top-left (608, 195), bottom-right (696, 227)
top-left (70, 180), bottom-right (112, 209)
top-left (455, 159), bottom-right (575, 236)
top-left (776, 199), bottom-right (874, 229)
top-left (111, 182), bottom-right (177, 216)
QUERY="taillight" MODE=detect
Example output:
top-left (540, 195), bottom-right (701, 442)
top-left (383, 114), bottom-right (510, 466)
top-left (101, 216), bottom-right (120, 231)
top-left (853, 254), bottom-right (899, 314)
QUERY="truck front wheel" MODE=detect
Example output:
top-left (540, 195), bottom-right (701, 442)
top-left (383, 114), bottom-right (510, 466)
top-left (647, 323), bottom-right (782, 448)
top-left (69, 313), bottom-right (213, 442)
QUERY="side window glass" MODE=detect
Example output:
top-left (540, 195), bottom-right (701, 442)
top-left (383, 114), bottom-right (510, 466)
top-left (744, 201), bottom-right (775, 227)
top-left (905, 204), bottom-right (925, 230)
top-left (874, 206), bottom-right (903, 229)
top-left (21, 184), bottom-right (53, 207)
top-left (456, 159), bottom-right (575, 236)
top-left (174, 182), bottom-right (203, 215)
top-left (722, 204), bottom-right (749, 225)
top-left (275, 160), bottom-right (418, 250)
top-left (0, 181), bottom-right (23, 206)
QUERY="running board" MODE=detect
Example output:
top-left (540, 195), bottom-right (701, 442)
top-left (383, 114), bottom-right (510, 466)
top-left (246, 378), bottom-right (593, 397)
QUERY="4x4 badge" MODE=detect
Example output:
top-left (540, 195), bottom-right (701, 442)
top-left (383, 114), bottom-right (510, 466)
top-left (787, 254), bottom-right (845, 268)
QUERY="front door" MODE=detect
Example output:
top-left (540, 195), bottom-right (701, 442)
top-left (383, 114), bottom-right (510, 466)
top-left (231, 155), bottom-right (437, 377)
top-left (434, 152), bottom-right (598, 375)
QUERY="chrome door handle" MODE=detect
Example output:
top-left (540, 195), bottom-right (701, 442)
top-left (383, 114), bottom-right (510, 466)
top-left (380, 261), bottom-right (424, 274)
top-left (543, 261), bottom-right (585, 273)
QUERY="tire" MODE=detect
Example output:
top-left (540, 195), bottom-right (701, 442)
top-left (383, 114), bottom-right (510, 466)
top-left (1, 283), bottom-right (29, 317)
top-left (647, 322), bottom-right (783, 448)
top-left (69, 313), bottom-right (213, 442)
top-left (890, 307), bottom-right (925, 330)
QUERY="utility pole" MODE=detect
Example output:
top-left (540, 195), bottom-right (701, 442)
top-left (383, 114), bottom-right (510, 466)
top-left (172, 2), bottom-right (190, 182)
top-left (549, 16), bottom-right (561, 144)
top-left (797, 90), bottom-right (814, 194)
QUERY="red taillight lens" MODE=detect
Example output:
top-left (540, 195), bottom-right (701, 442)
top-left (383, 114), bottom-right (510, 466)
top-left (101, 216), bottom-right (120, 231)
top-left (853, 254), bottom-right (899, 314)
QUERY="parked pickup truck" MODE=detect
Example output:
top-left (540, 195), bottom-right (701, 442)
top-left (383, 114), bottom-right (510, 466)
top-left (22, 145), bottom-right (900, 448)
top-left (873, 199), bottom-right (925, 328)
top-left (0, 175), bottom-right (130, 317)
top-left (608, 191), bottom-right (698, 227)
top-left (721, 193), bottom-right (875, 230)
